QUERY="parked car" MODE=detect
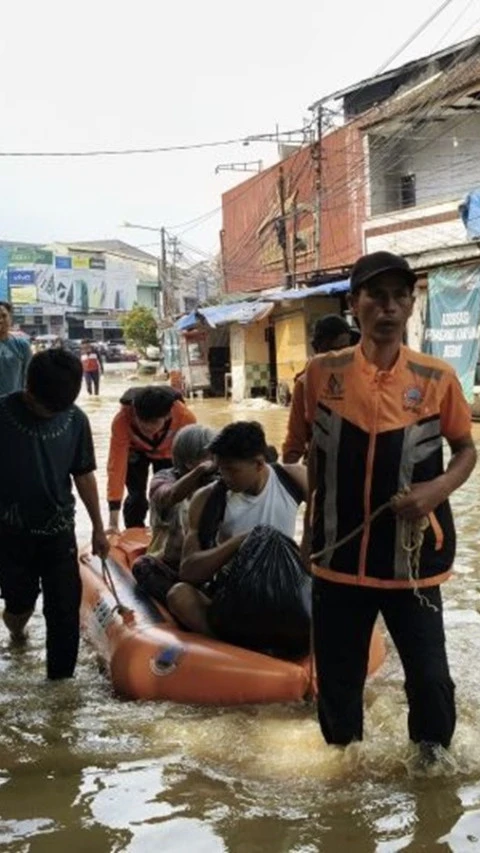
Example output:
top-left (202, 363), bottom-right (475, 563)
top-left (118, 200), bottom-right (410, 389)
top-left (104, 342), bottom-right (138, 363)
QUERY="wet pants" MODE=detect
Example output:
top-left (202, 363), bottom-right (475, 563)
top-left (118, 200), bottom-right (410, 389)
top-left (84, 370), bottom-right (100, 395)
top-left (0, 530), bottom-right (81, 679)
top-left (123, 452), bottom-right (171, 528)
top-left (313, 578), bottom-right (455, 748)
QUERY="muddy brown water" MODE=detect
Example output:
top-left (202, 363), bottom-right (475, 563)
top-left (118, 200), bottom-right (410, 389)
top-left (2, 366), bottom-right (480, 852)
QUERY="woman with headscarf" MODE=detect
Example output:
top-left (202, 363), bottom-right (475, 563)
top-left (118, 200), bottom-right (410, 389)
top-left (132, 424), bottom-right (217, 604)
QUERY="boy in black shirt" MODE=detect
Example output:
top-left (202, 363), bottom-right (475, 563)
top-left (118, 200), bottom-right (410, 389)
top-left (0, 349), bottom-right (109, 679)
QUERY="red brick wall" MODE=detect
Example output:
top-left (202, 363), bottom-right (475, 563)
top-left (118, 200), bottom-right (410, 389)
top-left (221, 123), bottom-right (365, 294)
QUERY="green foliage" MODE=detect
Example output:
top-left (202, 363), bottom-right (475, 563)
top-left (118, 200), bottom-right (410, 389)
top-left (121, 306), bottom-right (158, 355)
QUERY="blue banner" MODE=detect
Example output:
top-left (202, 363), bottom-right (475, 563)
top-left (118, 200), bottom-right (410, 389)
top-left (0, 248), bottom-right (8, 300)
top-left (55, 256), bottom-right (72, 269)
top-left (423, 265), bottom-right (480, 402)
top-left (7, 269), bottom-right (35, 285)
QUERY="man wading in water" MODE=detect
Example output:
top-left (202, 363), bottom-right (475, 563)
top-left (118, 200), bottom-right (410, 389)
top-left (304, 251), bottom-right (477, 764)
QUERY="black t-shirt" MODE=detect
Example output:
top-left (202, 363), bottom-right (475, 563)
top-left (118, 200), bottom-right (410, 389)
top-left (0, 392), bottom-right (96, 535)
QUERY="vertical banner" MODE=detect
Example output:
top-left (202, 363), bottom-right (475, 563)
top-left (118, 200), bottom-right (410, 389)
top-left (423, 265), bottom-right (480, 402)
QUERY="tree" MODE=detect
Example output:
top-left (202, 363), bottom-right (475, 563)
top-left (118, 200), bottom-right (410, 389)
top-left (121, 306), bottom-right (158, 355)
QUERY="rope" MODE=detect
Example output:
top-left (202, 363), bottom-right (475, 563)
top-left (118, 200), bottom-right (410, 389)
top-left (101, 559), bottom-right (136, 626)
top-left (310, 488), bottom-right (439, 613)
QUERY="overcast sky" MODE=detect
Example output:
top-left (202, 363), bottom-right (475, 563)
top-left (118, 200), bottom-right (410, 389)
top-left (0, 0), bottom-right (478, 262)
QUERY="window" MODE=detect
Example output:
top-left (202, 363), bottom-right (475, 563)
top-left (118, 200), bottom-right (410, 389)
top-left (400, 174), bottom-right (416, 208)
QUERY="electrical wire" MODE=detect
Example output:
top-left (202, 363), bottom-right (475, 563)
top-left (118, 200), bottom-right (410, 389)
top-left (0, 127), bottom-right (311, 159)
top-left (374, 0), bottom-right (457, 74)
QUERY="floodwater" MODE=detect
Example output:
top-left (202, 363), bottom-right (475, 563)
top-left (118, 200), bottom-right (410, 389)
top-left (2, 366), bottom-right (480, 852)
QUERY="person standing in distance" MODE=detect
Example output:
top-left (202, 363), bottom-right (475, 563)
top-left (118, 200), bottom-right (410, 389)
top-left (304, 251), bottom-right (476, 762)
top-left (0, 301), bottom-right (31, 395)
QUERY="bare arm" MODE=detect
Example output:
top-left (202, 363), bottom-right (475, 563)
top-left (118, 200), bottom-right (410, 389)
top-left (74, 471), bottom-right (109, 558)
top-left (179, 486), bottom-right (246, 585)
top-left (281, 462), bottom-right (308, 501)
top-left (151, 461), bottom-right (216, 513)
top-left (392, 435), bottom-right (477, 521)
top-left (21, 341), bottom-right (32, 388)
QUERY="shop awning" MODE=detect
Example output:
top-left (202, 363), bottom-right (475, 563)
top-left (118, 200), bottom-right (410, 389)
top-left (263, 279), bottom-right (350, 302)
top-left (175, 301), bottom-right (273, 331)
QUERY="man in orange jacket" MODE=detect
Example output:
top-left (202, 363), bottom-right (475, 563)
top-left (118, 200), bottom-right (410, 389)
top-left (305, 251), bottom-right (477, 762)
top-left (107, 385), bottom-right (196, 530)
top-left (282, 315), bottom-right (358, 463)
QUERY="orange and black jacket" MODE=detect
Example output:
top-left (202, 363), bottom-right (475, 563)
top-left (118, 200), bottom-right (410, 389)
top-left (305, 345), bottom-right (472, 589)
top-left (107, 400), bottom-right (197, 509)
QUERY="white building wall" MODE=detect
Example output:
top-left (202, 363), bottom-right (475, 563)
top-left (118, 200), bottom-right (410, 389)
top-left (364, 202), bottom-right (465, 255)
top-left (368, 114), bottom-right (480, 217)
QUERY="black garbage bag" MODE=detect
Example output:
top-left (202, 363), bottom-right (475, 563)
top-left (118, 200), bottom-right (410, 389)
top-left (207, 524), bottom-right (311, 657)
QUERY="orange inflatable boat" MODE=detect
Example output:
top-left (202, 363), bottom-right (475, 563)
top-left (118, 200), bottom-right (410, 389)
top-left (80, 529), bottom-right (386, 705)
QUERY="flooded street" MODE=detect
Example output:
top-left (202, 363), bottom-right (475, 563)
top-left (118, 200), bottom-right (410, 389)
top-left (2, 367), bottom-right (480, 852)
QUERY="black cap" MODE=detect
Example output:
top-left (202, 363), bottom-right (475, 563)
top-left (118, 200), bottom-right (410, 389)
top-left (350, 251), bottom-right (417, 294)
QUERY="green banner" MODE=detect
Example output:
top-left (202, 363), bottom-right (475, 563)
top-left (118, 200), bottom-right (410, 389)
top-left (423, 265), bottom-right (480, 402)
top-left (9, 247), bottom-right (53, 265)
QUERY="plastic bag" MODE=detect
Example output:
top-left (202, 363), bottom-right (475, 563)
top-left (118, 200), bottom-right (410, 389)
top-left (207, 524), bottom-right (311, 657)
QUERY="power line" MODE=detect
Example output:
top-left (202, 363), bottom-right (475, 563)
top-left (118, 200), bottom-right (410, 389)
top-left (375, 0), bottom-right (457, 74)
top-left (0, 126), bottom-right (311, 159)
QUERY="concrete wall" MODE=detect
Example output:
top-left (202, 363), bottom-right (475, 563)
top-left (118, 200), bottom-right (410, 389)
top-left (368, 115), bottom-right (480, 216)
top-left (221, 122), bottom-right (366, 294)
top-left (230, 321), bottom-right (271, 402)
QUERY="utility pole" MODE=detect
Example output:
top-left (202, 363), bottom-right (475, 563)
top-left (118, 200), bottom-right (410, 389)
top-left (291, 193), bottom-right (298, 289)
top-left (160, 227), bottom-right (167, 318)
top-left (277, 165), bottom-right (291, 287)
top-left (312, 106), bottom-right (323, 273)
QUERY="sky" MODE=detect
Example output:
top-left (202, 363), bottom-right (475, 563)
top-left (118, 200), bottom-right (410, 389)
top-left (0, 0), bottom-right (479, 264)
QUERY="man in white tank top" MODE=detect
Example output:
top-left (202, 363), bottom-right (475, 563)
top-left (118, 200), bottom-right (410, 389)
top-left (167, 421), bottom-right (307, 636)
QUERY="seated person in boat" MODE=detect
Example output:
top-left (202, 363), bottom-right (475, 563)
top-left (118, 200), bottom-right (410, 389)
top-left (107, 385), bottom-right (196, 531)
top-left (132, 424), bottom-right (217, 605)
top-left (0, 349), bottom-right (109, 679)
top-left (167, 421), bottom-right (308, 642)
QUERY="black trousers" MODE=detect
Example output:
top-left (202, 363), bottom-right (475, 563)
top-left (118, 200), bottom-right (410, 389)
top-left (0, 530), bottom-right (81, 679)
top-left (123, 452), bottom-right (171, 528)
top-left (313, 577), bottom-right (455, 748)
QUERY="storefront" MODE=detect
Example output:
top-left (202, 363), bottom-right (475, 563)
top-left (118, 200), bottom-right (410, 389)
top-left (66, 314), bottom-right (124, 342)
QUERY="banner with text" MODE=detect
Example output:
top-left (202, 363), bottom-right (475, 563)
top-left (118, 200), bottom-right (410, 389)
top-left (423, 265), bottom-right (480, 401)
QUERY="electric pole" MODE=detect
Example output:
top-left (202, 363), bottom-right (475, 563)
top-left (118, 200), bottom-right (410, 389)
top-left (291, 193), bottom-right (298, 289)
top-left (277, 165), bottom-right (291, 287)
top-left (158, 226), bottom-right (167, 320)
top-left (312, 106), bottom-right (323, 273)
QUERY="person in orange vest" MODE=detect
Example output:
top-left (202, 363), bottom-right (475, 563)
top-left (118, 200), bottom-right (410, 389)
top-left (107, 385), bottom-right (197, 530)
top-left (80, 341), bottom-right (103, 396)
top-left (282, 315), bottom-right (359, 464)
top-left (305, 251), bottom-right (477, 764)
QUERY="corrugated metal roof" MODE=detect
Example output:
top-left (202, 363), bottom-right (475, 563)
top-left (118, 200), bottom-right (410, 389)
top-left (175, 301), bottom-right (273, 331)
top-left (263, 279), bottom-right (350, 301)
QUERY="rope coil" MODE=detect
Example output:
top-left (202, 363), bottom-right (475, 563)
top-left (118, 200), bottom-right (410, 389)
top-left (310, 488), bottom-right (439, 612)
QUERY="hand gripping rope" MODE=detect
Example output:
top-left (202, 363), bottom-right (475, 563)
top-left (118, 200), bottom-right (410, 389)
top-left (101, 559), bottom-right (136, 626)
top-left (310, 488), bottom-right (439, 612)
